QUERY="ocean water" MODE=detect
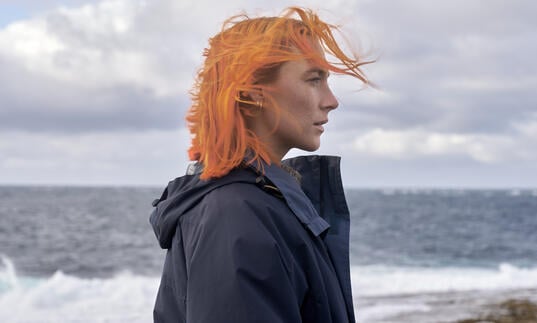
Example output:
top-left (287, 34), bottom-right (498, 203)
top-left (0, 186), bottom-right (536, 322)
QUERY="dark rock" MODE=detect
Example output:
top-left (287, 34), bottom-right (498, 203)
top-left (457, 299), bottom-right (537, 323)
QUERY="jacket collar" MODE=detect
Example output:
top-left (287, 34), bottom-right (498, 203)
top-left (259, 161), bottom-right (331, 237)
top-left (281, 155), bottom-right (355, 323)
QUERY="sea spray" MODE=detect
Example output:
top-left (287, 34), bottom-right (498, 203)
top-left (0, 256), bottom-right (160, 323)
top-left (0, 256), bottom-right (19, 293)
top-left (352, 263), bottom-right (537, 297)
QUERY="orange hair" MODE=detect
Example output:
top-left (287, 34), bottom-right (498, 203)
top-left (187, 7), bottom-right (372, 180)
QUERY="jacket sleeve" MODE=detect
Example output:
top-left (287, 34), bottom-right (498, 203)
top-left (180, 186), bottom-right (302, 323)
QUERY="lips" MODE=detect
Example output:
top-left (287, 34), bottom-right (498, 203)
top-left (313, 120), bottom-right (328, 132)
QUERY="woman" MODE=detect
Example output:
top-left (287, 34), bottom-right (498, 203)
top-left (150, 7), bottom-right (370, 323)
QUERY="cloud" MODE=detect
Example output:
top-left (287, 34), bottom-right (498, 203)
top-left (339, 0), bottom-right (537, 136)
top-left (0, 1), bottom-right (161, 91)
top-left (350, 111), bottom-right (537, 163)
top-left (351, 128), bottom-right (510, 163)
top-left (0, 128), bottom-right (191, 185)
top-left (0, 0), bottom-right (202, 132)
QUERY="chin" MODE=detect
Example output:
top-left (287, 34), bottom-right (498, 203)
top-left (299, 142), bottom-right (321, 152)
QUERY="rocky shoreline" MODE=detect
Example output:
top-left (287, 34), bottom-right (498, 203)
top-left (356, 288), bottom-right (537, 322)
top-left (457, 299), bottom-right (537, 323)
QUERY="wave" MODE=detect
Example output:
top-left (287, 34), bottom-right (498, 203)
top-left (3, 256), bottom-right (537, 323)
top-left (352, 263), bottom-right (537, 297)
top-left (0, 256), bottom-right (159, 323)
top-left (375, 188), bottom-right (537, 197)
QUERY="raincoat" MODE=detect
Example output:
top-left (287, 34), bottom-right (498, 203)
top-left (150, 155), bottom-right (355, 323)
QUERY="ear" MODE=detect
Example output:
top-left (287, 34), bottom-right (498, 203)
top-left (246, 89), bottom-right (264, 103)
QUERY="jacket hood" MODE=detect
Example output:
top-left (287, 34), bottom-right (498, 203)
top-left (149, 172), bottom-right (205, 249)
top-left (149, 166), bottom-right (258, 249)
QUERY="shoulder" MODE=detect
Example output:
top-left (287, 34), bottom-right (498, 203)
top-left (179, 176), bottom-right (310, 282)
top-left (195, 181), bottom-right (288, 230)
top-left (207, 180), bottom-right (280, 207)
top-left (181, 182), bottom-right (290, 265)
top-left (181, 179), bottom-right (303, 246)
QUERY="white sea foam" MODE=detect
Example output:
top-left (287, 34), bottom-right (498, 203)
top-left (356, 301), bottom-right (432, 322)
top-left (352, 264), bottom-right (537, 322)
top-left (352, 263), bottom-right (537, 297)
top-left (0, 257), bottom-right (159, 323)
top-left (2, 256), bottom-right (537, 323)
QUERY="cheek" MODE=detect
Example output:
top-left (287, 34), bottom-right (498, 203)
top-left (286, 90), bottom-right (315, 119)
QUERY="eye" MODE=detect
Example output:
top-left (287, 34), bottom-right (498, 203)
top-left (307, 77), bottom-right (322, 84)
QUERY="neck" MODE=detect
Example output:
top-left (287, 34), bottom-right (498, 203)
top-left (245, 114), bottom-right (289, 165)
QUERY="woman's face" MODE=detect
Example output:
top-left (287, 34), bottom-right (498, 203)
top-left (257, 58), bottom-right (339, 161)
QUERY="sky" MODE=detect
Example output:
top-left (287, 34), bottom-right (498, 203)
top-left (0, 0), bottom-right (536, 188)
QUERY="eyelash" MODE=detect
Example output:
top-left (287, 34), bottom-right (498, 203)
top-left (308, 77), bottom-right (322, 84)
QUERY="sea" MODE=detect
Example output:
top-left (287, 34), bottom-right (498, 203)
top-left (0, 185), bottom-right (536, 323)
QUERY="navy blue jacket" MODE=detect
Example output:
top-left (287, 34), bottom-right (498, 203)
top-left (150, 155), bottom-right (355, 322)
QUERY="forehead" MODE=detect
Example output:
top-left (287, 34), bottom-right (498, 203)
top-left (293, 37), bottom-right (325, 59)
top-left (281, 39), bottom-right (327, 71)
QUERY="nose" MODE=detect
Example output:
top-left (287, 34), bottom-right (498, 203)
top-left (322, 85), bottom-right (339, 111)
